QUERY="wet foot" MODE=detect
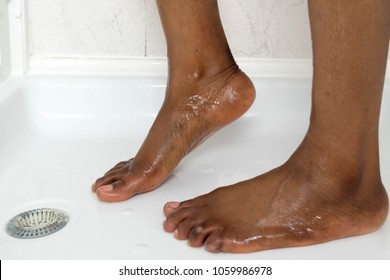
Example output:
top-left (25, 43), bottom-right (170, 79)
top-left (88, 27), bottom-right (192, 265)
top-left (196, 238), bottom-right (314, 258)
top-left (92, 64), bottom-right (256, 202)
top-left (163, 135), bottom-right (389, 253)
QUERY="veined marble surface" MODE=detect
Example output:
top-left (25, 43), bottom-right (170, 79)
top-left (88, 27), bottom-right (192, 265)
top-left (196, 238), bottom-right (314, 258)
top-left (27, 0), bottom-right (312, 59)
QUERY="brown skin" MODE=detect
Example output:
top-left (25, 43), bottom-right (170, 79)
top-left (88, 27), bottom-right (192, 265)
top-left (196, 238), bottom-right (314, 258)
top-left (163, 0), bottom-right (390, 253)
top-left (92, 0), bottom-right (256, 201)
top-left (93, 0), bottom-right (390, 253)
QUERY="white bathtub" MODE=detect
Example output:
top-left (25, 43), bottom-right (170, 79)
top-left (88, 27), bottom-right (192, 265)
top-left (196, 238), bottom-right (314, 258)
top-left (0, 74), bottom-right (389, 259)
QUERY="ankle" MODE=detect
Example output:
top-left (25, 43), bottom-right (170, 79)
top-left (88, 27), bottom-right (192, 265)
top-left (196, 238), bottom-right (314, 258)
top-left (166, 61), bottom-right (243, 102)
top-left (307, 124), bottom-right (380, 159)
top-left (291, 132), bottom-right (379, 183)
top-left (168, 50), bottom-right (238, 81)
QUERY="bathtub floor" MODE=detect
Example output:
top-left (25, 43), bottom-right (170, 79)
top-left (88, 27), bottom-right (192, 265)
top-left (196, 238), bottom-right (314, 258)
top-left (0, 75), bottom-right (389, 259)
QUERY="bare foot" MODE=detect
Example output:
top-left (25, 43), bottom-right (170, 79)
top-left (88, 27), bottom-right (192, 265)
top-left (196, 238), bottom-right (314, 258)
top-left (92, 64), bottom-right (256, 202)
top-left (163, 134), bottom-right (389, 253)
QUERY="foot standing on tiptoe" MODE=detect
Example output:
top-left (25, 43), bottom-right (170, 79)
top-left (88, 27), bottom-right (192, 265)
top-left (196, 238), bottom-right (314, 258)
top-left (92, 0), bottom-right (255, 202)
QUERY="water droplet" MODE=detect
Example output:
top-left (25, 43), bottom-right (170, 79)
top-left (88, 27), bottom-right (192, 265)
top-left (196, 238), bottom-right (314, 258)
top-left (132, 243), bottom-right (149, 254)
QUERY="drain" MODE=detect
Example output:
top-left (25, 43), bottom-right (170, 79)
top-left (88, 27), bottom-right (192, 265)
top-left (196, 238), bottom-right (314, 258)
top-left (6, 208), bottom-right (69, 239)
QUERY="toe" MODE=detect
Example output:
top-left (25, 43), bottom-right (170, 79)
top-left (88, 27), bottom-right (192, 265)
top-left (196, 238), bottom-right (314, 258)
top-left (163, 201), bottom-right (181, 217)
top-left (163, 206), bottom-right (197, 232)
top-left (204, 231), bottom-right (224, 253)
top-left (188, 222), bottom-right (219, 248)
top-left (96, 179), bottom-right (137, 202)
top-left (104, 159), bottom-right (133, 175)
top-left (92, 171), bottom-right (125, 192)
top-left (163, 195), bottom-right (201, 216)
top-left (92, 159), bottom-right (133, 192)
top-left (175, 216), bottom-right (204, 240)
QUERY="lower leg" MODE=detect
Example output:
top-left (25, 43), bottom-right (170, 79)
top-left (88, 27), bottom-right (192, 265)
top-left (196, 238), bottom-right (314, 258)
top-left (92, 0), bottom-right (255, 202)
top-left (163, 0), bottom-right (390, 253)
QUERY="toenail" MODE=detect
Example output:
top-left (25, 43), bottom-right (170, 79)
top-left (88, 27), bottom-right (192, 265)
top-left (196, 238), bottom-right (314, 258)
top-left (166, 202), bottom-right (181, 209)
top-left (174, 229), bottom-right (179, 238)
top-left (98, 185), bottom-right (113, 193)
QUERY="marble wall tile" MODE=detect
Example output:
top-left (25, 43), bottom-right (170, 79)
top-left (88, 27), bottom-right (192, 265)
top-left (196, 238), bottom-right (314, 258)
top-left (144, 0), bottom-right (166, 57)
top-left (144, 0), bottom-right (312, 59)
top-left (27, 0), bottom-right (312, 59)
top-left (28, 0), bottom-right (145, 57)
top-left (218, 0), bottom-right (311, 58)
top-left (278, 0), bottom-right (312, 58)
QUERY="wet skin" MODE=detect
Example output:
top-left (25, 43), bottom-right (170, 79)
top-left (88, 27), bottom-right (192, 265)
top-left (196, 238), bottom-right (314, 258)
top-left (91, 0), bottom-right (258, 202)
top-left (163, 133), bottom-right (389, 253)
top-left (93, 0), bottom-right (389, 253)
top-left (161, 0), bottom-right (390, 253)
top-left (92, 65), bottom-right (256, 201)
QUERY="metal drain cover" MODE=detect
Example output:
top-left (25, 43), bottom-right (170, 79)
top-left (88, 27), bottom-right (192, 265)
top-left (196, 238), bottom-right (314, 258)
top-left (6, 208), bottom-right (69, 239)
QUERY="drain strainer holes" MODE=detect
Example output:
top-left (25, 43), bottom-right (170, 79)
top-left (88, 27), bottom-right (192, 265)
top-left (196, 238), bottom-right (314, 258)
top-left (6, 208), bottom-right (69, 239)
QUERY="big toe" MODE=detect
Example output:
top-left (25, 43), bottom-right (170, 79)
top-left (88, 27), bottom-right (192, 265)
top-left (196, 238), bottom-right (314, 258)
top-left (163, 201), bottom-right (181, 216)
top-left (96, 180), bottom-right (137, 202)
